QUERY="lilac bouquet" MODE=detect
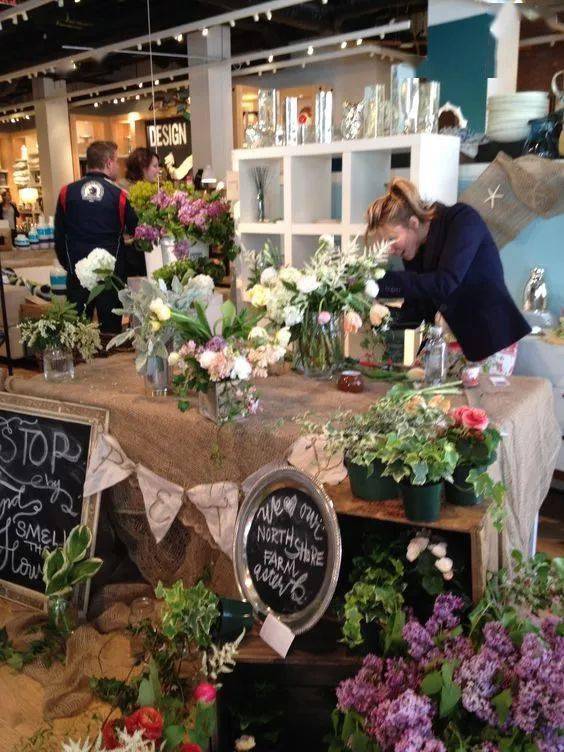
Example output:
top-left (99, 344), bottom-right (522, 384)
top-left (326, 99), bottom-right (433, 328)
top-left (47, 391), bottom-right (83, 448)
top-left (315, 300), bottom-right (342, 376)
top-left (333, 594), bottom-right (564, 752)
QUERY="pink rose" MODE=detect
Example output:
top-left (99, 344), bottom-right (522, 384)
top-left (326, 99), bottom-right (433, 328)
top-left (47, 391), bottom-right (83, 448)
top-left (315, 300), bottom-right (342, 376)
top-left (317, 311), bottom-right (331, 325)
top-left (460, 407), bottom-right (489, 432)
top-left (193, 682), bottom-right (217, 704)
top-left (450, 406), bottom-right (469, 426)
top-left (343, 310), bottom-right (363, 334)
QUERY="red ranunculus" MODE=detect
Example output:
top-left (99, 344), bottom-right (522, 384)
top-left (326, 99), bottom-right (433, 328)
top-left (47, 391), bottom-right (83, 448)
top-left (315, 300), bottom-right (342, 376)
top-left (460, 407), bottom-right (489, 432)
top-left (180, 744), bottom-right (203, 752)
top-left (125, 706), bottom-right (164, 741)
top-left (451, 406), bottom-right (470, 426)
top-left (193, 681), bottom-right (217, 704)
top-left (101, 719), bottom-right (120, 750)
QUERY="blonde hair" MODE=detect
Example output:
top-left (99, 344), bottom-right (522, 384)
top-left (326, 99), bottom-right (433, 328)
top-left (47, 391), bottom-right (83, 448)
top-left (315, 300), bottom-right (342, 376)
top-left (365, 178), bottom-right (436, 243)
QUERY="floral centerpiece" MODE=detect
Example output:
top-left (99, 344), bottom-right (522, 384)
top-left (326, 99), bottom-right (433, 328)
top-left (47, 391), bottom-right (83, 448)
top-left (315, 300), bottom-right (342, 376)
top-left (19, 298), bottom-right (101, 381)
top-left (246, 237), bottom-right (389, 378)
top-left (168, 301), bottom-right (288, 422)
top-left (445, 407), bottom-right (503, 507)
top-left (129, 180), bottom-right (239, 269)
top-left (107, 274), bottom-right (215, 396)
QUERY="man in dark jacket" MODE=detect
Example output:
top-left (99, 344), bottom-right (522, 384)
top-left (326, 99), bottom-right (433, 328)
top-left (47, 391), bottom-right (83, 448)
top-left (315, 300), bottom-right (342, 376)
top-left (54, 140), bottom-right (138, 334)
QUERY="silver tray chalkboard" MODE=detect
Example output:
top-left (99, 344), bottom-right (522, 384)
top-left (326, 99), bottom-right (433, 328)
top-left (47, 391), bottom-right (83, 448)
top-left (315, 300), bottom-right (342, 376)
top-left (233, 466), bottom-right (342, 634)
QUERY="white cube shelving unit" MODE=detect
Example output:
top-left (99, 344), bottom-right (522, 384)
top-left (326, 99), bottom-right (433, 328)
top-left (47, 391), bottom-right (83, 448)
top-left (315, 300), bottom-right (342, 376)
top-left (233, 134), bottom-right (460, 290)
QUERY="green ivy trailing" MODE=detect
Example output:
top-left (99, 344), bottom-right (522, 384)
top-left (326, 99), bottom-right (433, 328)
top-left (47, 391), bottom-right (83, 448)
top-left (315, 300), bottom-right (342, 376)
top-left (155, 579), bottom-right (220, 649)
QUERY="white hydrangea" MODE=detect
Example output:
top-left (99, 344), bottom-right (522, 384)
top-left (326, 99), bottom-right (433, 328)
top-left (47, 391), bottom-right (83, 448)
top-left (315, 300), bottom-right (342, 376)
top-left (364, 279), bottom-right (380, 298)
top-left (296, 274), bottom-right (320, 295)
top-left (284, 305), bottom-right (304, 327)
top-left (186, 273), bottom-right (214, 301)
top-left (275, 327), bottom-right (292, 348)
top-left (231, 355), bottom-right (253, 381)
top-left (75, 248), bottom-right (116, 291)
top-left (260, 267), bottom-right (278, 287)
top-left (278, 266), bottom-right (301, 285)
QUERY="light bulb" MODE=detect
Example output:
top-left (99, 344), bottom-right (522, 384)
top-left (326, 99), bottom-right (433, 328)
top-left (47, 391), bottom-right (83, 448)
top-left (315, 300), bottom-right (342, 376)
top-left (230, 19), bottom-right (235, 27)
top-left (138, 82), bottom-right (143, 88)
top-left (135, 94), bottom-right (140, 100)
top-left (307, 46), bottom-right (314, 55)
top-left (340, 41), bottom-right (347, 49)
top-left (113, 98), bottom-right (118, 104)
top-left (266, 10), bottom-right (272, 20)
top-left (120, 97), bottom-right (125, 102)
top-left (177, 33), bottom-right (183, 42)
top-left (156, 38), bottom-right (161, 46)
top-left (201, 28), bottom-right (208, 37)
top-left (154, 79), bottom-right (160, 85)
top-left (268, 55), bottom-right (273, 63)
top-left (253, 13), bottom-right (259, 21)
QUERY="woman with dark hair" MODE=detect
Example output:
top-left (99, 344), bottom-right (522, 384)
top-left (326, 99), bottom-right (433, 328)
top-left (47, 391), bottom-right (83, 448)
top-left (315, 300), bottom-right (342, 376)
top-left (366, 178), bottom-right (530, 363)
top-left (121, 147), bottom-right (160, 191)
top-left (120, 148), bottom-right (160, 276)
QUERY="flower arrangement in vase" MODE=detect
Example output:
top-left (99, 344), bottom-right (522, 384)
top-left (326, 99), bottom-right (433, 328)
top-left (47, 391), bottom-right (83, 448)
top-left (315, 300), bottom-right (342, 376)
top-left (168, 300), bottom-right (288, 421)
top-left (246, 236), bottom-right (389, 378)
top-left (19, 298), bottom-right (101, 381)
top-left (129, 180), bottom-right (239, 266)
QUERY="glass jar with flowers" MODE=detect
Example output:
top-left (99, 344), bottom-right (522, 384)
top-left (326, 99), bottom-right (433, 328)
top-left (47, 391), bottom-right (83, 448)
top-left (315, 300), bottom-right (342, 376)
top-left (246, 237), bottom-right (389, 379)
top-left (168, 301), bottom-right (288, 422)
top-left (19, 299), bottom-right (101, 381)
top-left (445, 406), bottom-right (504, 508)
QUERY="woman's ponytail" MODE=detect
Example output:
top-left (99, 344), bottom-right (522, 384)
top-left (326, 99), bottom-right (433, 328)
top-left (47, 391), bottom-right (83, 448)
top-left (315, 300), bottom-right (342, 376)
top-left (365, 178), bottom-right (436, 243)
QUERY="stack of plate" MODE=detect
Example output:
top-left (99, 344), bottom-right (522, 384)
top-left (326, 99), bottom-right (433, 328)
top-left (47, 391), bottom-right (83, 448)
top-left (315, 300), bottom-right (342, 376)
top-left (486, 91), bottom-right (549, 142)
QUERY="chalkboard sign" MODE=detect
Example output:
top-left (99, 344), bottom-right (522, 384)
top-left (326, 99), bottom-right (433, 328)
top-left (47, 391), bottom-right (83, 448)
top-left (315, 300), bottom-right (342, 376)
top-left (234, 466), bottom-right (341, 634)
top-left (0, 394), bottom-right (108, 613)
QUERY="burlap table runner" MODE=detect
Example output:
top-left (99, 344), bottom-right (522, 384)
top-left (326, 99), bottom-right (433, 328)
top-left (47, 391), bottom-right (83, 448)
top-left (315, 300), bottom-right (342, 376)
top-left (460, 152), bottom-right (564, 249)
top-left (5, 356), bottom-right (560, 580)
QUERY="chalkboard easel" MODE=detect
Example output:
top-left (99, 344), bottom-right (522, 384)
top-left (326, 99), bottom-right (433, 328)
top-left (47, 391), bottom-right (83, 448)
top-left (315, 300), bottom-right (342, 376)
top-left (0, 392), bottom-right (108, 614)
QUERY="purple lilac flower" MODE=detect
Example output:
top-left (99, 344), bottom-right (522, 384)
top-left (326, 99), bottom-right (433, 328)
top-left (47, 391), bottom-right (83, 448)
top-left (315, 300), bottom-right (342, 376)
top-left (483, 622), bottom-right (517, 661)
top-left (206, 336), bottom-right (227, 352)
top-left (425, 593), bottom-right (464, 636)
top-left (367, 689), bottom-right (440, 751)
top-left (443, 635), bottom-right (474, 663)
top-left (174, 239), bottom-right (191, 259)
top-left (402, 619), bottom-right (438, 662)
top-left (456, 648), bottom-right (501, 725)
top-left (134, 223), bottom-right (161, 244)
top-left (537, 726), bottom-right (564, 752)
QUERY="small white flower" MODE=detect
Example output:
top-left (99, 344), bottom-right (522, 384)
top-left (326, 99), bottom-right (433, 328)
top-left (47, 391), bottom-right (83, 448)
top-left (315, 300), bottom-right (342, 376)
top-left (319, 234), bottom-right (335, 249)
top-left (435, 556), bottom-right (453, 574)
top-left (260, 267), bottom-right (278, 287)
top-left (168, 351), bottom-right (180, 366)
top-left (374, 268), bottom-right (386, 280)
top-left (149, 298), bottom-right (171, 322)
top-left (275, 327), bottom-right (292, 348)
top-left (248, 326), bottom-right (268, 342)
top-left (231, 355), bottom-right (253, 381)
top-left (442, 570), bottom-right (454, 581)
top-left (284, 305), bottom-right (303, 327)
top-left (248, 284), bottom-right (269, 308)
top-left (150, 320), bottom-right (161, 332)
top-left (296, 274), bottom-right (320, 295)
top-left (429, 542), bottom-right (447, 558)
top-left (369, 302), bottom-right (390, 327)
top-left (235, 736), bottom-right (257, 752)
top-left (278, 266), bottom-right (301, 285)
top-left (406, 536), bottom-right (429, 562)
top-left (364, 279), bottom-right (380, 298)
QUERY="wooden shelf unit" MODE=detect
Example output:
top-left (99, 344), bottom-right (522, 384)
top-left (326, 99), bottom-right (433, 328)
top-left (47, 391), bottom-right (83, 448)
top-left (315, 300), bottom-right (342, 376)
top-left (327, 478), bottom-right (495, 603)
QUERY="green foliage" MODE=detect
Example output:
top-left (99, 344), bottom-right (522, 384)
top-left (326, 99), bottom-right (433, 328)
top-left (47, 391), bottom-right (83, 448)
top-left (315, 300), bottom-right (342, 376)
top-left (465, 468), bottom-right (506, 532)
top-left (153, 256), bottom-right (226, 287)
top-left (244, 240), bottom-right (284, 289)
top-left (155, 579), bottom-right (220, 649)
top-left (89, 676), bottom-right (138, 714)
top-left (42, 524), bottom-right (102, 599)
top-left (378, 432), bottom-right (458, 485)
top-left (19, 299), bottom-right (101, 360)
top-left (326, 709), bottom-right (380, 752)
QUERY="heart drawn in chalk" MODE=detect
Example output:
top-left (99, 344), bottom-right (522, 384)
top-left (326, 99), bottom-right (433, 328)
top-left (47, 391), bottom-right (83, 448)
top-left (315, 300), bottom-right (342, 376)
top-left (283, 494), bottom-right (297, 518)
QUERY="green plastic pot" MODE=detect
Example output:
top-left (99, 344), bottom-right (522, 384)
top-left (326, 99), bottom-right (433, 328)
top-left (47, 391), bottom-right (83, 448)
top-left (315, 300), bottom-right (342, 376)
top-left (346, 458), bottom-right (399, 501)
top-left (217, 597), bottom-right (254, 640)
top-left (400, 482), bottom-right (443, 523)
top-left (445, 464), bottom-right (486, 506)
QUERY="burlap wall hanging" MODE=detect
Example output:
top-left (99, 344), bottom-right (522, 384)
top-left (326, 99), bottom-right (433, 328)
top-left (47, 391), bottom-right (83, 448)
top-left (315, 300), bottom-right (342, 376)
top-left (460, 152), bottom-right (564, 249)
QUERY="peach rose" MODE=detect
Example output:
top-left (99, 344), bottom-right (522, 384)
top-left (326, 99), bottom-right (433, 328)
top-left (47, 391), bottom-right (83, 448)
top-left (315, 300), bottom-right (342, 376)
top-left (343, 310), bottom-right (363, 334)
top-left (460, 407), bottom-right (489, 432)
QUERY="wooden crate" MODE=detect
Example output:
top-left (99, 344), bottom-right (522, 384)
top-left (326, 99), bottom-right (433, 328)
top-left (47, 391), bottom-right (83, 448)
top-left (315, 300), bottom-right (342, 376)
top-left (327, 479), bottom-right (498, 603)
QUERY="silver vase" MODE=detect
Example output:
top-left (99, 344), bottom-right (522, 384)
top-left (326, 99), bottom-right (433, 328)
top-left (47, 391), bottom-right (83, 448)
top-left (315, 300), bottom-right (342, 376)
top-left (160, 236), bottom-right (176, 265)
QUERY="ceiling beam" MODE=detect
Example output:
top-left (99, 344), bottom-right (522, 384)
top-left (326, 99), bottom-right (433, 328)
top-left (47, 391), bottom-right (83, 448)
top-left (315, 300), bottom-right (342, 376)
top-left (519, 32), bottom-right (564, 46)
top-left (0, 0), bottom-right (309, 84)
top-left (0, 0), bottom-right (54, 24)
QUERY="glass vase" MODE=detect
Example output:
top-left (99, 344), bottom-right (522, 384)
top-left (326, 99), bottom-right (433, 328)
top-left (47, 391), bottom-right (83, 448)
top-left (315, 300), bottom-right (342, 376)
top-left (198, 380), bottom-right (259, 425)
top-left (297, 310), bottom-right (343, 379)
top-left (43, 347), bottom-right (75, 382)
top-left (256, 190), bottom-right (265, 222)
top-left (48, 595), bottom-right (75, 638)
top-left (144, 355), bottom-right (169, 397)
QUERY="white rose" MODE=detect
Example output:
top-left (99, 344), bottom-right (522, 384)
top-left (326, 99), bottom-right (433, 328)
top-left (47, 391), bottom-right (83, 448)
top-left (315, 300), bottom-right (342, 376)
top-left (248, 326), bottom-right (268, 342)
top-left (198, 350), bottom-right (218, 370)
top-left (406, 536), bottom-right (429, 562)
top-left (435, 557), bottom-right (453, 574)
top-left (442, 570), bottom-right (454, 581)
top-left (284, 305), bottom-right (304, 327)
top-left (369, 303), bottom-right (390, 327)
top-left (260, 267), bottom-right (278, 287)
top-left (364, 279), bottom-right (380, 299)
top-left (275, 327), bottom-right (292, 348)
top-left (168, 352), bottom-right (181, 366)
top-left (296, 274), bottom-right (320, 295)
top-left (429, 543), bottom-right (447, 558)
top-left (231, 355), bottom-right (252, 381)
top-left (248, 284), bottom-right (269, 308)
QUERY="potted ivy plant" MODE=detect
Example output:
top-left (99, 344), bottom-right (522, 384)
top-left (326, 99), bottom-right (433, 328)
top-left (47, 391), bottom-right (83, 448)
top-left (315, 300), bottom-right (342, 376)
top-left (445, 406), bottom-right (502, 506)
top-left (379, 432), bottom-right (459, 522)
top-left (344, 432), bottom-right (400, 502)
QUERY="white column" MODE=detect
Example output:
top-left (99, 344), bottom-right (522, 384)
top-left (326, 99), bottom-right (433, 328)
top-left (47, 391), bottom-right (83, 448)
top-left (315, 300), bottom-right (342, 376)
top-left (32, 78), bottom-right (74, 217)
top-left (188, 25), bottom-right (233, 181)
top-left (490, 4), bottom-right (521, 95)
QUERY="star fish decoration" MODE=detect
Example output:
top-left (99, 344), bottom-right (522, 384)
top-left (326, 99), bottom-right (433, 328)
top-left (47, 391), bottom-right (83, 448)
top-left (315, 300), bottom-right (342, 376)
top-left (484, 184), bottom-right (504, 210)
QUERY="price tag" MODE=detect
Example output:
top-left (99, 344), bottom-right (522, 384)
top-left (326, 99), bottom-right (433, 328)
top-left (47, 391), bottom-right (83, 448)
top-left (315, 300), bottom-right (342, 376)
top-left (259, 613), bottom-right (295, 657)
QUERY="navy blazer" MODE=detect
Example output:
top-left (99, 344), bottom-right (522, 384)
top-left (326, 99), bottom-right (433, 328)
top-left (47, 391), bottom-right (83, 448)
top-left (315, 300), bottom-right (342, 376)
top-left (378, 202), bottom-right (531, 362)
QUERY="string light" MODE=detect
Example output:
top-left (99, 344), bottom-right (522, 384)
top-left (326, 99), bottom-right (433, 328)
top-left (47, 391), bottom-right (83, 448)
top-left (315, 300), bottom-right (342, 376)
top-left (138, 82), bottom-right (143, 88)
top-left (57, 0), bottom-right (63, 6)
top-left (113, 98), bottom-right (118, 104)
top-left (340, 41), bottom-right (347, 49)
top-left (201, 28), bottom-right (208, 37)
top-left (135, 94), bottom-right (140, 100)
top-left (230, 19), bottom-right (235, 27)
top-left (176, 34), bottom-right (183, 42)
top-left (22, 11), bottom-right (28, 20)
top-left (356, 38), bottom-right (363, 46)
top-left (154, 79), bottom-right (160, 85)
top-left (156, 38), bottom-right (161, 46)
top-left (253, 13), bottom-right (259, 21)
top-left (25, 114), bottom-right (30, 119)
top-left (94, 102), bottom-right (99, 108)
top-left (267, 54), bottom-right (274, 63)
top-left (137, 43), bottom-right (142, 50)
top-left (120, 96), bottom-right (125, 102)
top-left (266, 10), bottom-right (272, 20)
top-left (321, 0), bottom-right (328, 4)
top-left (307, 45), bottom-right (314, 55)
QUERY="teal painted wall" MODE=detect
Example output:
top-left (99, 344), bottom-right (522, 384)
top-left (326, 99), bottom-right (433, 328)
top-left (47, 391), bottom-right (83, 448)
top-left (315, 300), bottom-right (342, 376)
top-left (417, 14), bottom-right (495, 132)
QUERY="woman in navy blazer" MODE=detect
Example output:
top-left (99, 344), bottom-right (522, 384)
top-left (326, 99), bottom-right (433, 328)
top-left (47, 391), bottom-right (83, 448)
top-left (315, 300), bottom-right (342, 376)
top-left (366, 178), bottom-right (531, 362)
